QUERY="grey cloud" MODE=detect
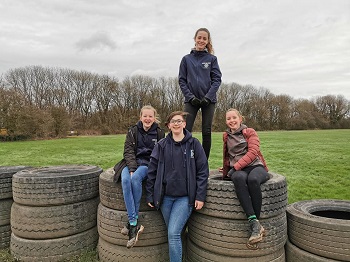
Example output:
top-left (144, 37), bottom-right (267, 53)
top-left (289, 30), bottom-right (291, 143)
top-left (76, 31), bottom-right (117, 51)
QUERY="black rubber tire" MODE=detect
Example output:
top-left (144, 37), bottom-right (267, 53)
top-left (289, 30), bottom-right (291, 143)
top-left (286, 239), bottom-right (342, 262)
top-left (11, 197), bottom-right (99, 239)
top-left (12, 165), bottom-right (102, 206)
top-left (10, 226), bottom-right (98, 262)
top-left (0, 198), bottom-right (13, 226)
top-left (97, 203), bottom-right (167, 246)
top-left (287, 199), bottom-right (350, 261)
top-left (98, 237), bottom-right (169, 262)
top-left (187, 211), bottom-right (287, 258)
top-left (99, 167), bottom-right (153, 211)
top-left (0, 166), bottom-right (31, 199)
top-left (196, 172), bottom-right (287, 219)
top-left (0, 224), bottom-right (11, 248)
top-left (186, 237), bottom-right (286, 262)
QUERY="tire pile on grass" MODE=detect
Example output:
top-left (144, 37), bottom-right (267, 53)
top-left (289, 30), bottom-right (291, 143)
top-left (10, 165), bottom-right (102, 261)
top-left (97, 168), bottom-right (169, 262)
top-left (286, 199), bottom-right (350, 262)
top-left (186, 171), bottom-right (288, 262)
top-left (0, 166), bottom-right (30, 249)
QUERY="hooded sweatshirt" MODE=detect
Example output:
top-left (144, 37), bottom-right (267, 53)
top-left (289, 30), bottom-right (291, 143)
top-left (178, 49), bottom-right (222, 103)
top-left (135, 121), bottom-right (158, 166)
top-left (146, 129), bottom-right (209, 209)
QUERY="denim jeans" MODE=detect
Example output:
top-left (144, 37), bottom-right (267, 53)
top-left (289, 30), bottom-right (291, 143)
top-left (121, 165), bottom-right (148, 224)
top-left (160, 195), bottom-right (193, 262)
top-left (184, 102), bottom-right (215, 159)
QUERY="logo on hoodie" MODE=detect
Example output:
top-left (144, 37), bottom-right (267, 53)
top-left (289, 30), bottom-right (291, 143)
top-left (202, 62), bottom-right (211, 69)
top-left (190, 149), bottom-right (194, 158)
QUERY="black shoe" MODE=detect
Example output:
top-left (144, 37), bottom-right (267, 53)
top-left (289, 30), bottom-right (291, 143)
top-left (248, 219), bottom-right (265, 244)
top-left (126, 224), bottom-right (144, 248)
top-left (121, 222), bottom-right (130, 235)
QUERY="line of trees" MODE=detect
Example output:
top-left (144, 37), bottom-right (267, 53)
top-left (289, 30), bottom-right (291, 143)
top-left (0, 65), bottom-right (349, 140)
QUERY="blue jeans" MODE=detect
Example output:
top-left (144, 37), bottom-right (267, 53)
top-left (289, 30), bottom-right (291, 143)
top-left (160, 195), bottom-right (193, 262)
top-left (121, 165), bottom-right (148, 224)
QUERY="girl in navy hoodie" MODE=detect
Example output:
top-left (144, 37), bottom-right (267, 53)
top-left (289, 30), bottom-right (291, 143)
top-left (146, 111), bottom-right (209, 262)
top-left (178, 28), bottom-right (222, 159)
top-left (120, 105), bottom-right (165, 248)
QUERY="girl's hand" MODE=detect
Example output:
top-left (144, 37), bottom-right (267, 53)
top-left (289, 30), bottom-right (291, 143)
top-left (195, 200), bottom-right (204, 210)
top-left (147, 202), bottom-right (154, 208)
top-left (218, 167), bottom-right (223, 173)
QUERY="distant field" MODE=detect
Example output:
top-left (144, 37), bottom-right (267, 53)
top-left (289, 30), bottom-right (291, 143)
top-left (1, 129), bottom-right (349, 261)
top-left (1, 129), bottom-right (349, 203)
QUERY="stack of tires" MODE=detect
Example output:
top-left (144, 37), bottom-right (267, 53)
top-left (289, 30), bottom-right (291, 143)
top-left (187, 171), bottom-right (288, 262)
top-left (97, 168), bottom-right (169, 261)
top-left (10, 165), bottom-right (102, 261)
top-left (286, 199), bottom-right (350, 262)
top-left (0, 166), bottom-right (30, 249)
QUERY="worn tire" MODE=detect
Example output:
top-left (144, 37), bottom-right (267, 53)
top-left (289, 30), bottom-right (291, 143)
top-left (0, 224), bottom-right (11, 248)
top-left (188, 211), bottom-right (287, 258)
top-left (98, 237), bottom-right (169, 262)
top-left (197, 172), bottom-right (287, 220)
top-left (286, 239), bottom-right (342, 262)
top-left (0, 166), bottom-right (31, 199)
top-left (99, 167), bottom-right (153, 211)
top-left (0, 198), bottom-right (13, 226)
top-left (186, 237), bottom-right (285, 262)
top-left (97, 203), bottom-right (167, 246)
top-left (12, 165), bottom-right (102, 206)
top-left (11, 197), bottom-right (99, 239)
top-left (10, 226), bottom-right (98, 262)
top-left (287, 199), bottom-right (350, 261)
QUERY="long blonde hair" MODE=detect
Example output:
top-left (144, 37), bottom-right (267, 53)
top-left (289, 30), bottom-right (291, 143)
top-left (194, 28), bottom-right (214, 55)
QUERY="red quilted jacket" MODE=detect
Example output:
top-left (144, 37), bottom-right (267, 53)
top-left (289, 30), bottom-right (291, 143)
top-left (222, 127), bottom-right (268, 179)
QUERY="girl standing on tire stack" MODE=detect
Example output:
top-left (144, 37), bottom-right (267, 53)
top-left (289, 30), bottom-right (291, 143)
top-left (119, 105), bottom-right (165, 248)
top-left (221, 108), bottom-right (270, 249)
top-left (146, 111), bottom-right (209, 262)
top-left (178, 27), bottom-right (222, 159)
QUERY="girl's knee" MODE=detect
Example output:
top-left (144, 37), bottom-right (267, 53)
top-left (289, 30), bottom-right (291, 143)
top-left (231, 171), bottom-right (247, 183)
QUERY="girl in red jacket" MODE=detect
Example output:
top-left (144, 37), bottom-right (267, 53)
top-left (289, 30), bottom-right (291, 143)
top-left (221, 108), bottom-right (270, 248)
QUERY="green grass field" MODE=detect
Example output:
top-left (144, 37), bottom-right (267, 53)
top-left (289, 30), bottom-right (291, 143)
top-left (1, 129), bottom-right (350, 203)
top-left (1, 129), bottom-right (349, 261)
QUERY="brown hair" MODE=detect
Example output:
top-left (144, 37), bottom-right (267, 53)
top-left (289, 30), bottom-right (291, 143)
top-left (165, 111), bottom-right (189, 126)
top-left (194, 28), bottom-right (214, 55)
top-left (140, 105), bottom-right (161, 124)
top-left (226, 108), bottom-right (245, 121)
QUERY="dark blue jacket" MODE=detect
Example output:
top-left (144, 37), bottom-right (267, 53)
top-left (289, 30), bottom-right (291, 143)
top-left (146, 130), bottom-right (209, 209)
top-left (178, 49), bottom-right (222, 103)
top-left (123, 122), bottom-right (165, 172)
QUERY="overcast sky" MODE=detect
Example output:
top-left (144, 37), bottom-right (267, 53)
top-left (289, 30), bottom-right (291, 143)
top-left (1, 0), bottom-right (349, 100)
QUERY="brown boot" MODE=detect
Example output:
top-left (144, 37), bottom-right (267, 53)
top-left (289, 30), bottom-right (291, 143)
top-left (126, 224), bottom-right (144, 248)
top-left (248, 219), bottom-right (265, 244)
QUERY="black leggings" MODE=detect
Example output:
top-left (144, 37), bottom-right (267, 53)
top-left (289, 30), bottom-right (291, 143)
top-left (230, 165), bottom-right (270, 219)
top-left (184, 102), bottom-right (215, 159)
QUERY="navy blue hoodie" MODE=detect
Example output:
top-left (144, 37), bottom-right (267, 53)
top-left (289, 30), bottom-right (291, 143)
top-left (146, 129), bottom-right (209, 209)
top-left (178, 49), bottom-right (222, 103)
